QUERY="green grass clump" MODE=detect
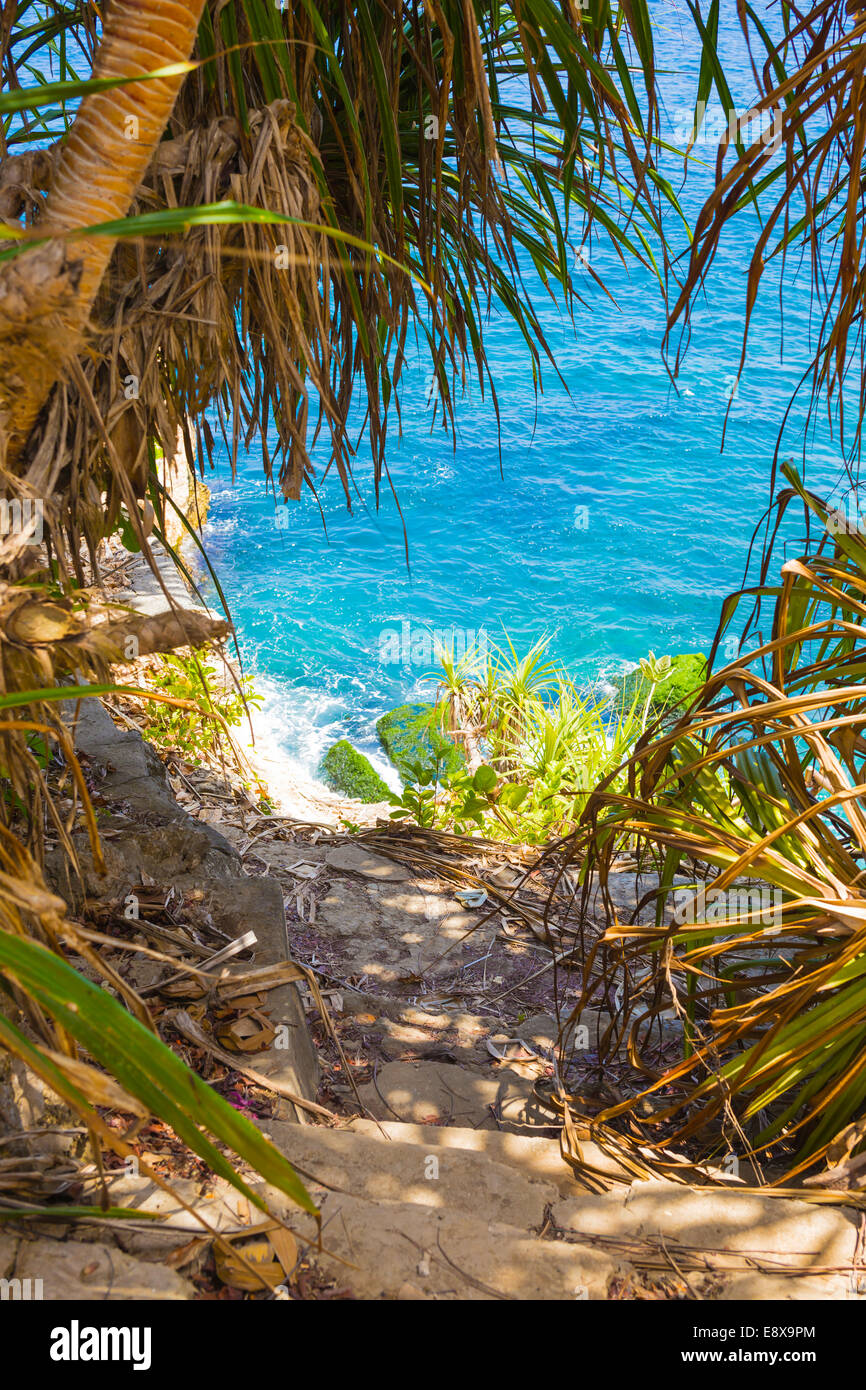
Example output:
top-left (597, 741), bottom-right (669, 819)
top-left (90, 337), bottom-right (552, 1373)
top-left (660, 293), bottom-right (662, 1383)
top-left (376, 702), bottom-right (464, 784)
top-left (385, 636), bottom-right (672, 843)
top-left (319, 740), bottom-right (391, 802)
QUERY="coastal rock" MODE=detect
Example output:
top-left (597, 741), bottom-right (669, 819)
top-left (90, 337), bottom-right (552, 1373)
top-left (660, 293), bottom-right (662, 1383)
top-left (318, 740), bottom-right (391, 803)
top-left (197, 873), bottom-right (320, 1116)
top-left (64, 696), bottom-right (194, 824)
top-left (376, 702), bottom-right (463, 783)
top-left (610, 651), bottom-right (707, 721)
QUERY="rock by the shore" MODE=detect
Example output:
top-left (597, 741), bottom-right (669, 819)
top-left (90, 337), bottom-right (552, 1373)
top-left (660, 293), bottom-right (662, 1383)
top-left (318, 739), bottom-right (391, 802)
top-left (376, 702), bottom-right (463, 783)
top-left (611, 652), bottom-right (707, 719)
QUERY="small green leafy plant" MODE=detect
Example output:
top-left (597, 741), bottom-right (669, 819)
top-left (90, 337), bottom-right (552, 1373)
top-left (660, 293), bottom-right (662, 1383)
top-left (146, 652), bottom-right (261, 763)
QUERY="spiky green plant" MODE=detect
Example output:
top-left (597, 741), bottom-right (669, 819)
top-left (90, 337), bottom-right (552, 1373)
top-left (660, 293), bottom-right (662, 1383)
top-left (391, 635), bottom-right (664, 842)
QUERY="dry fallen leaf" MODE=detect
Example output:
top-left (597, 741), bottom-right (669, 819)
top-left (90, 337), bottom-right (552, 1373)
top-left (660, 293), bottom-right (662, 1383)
top-left (214, 1232), bottom-right (284, 1293)
top-left (286, 862), bottom-right (320, 880)
top-left (216, 1012), bottom-right (277, 1053)
top-left (269, 1226), bottom-right (299, 1279)
top-left (165, 1236), bottom-right (209, 1270)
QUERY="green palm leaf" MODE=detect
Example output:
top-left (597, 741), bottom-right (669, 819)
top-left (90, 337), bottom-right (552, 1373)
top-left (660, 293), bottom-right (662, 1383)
top-left (0, 932), bottom-right (316, 1216)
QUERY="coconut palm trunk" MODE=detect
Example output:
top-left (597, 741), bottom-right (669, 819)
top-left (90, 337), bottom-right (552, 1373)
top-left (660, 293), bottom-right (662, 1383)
top-left (0, 0), bottom-right (207, 466)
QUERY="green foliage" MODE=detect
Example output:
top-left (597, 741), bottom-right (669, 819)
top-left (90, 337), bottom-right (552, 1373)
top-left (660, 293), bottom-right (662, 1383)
top-left (386, 758), bottom-right (441, 829)
top-left (611, 651), bottom-right (707, 721)
top-left (146, 652), bottom-right (260, 764)
top-left (319, 740), bottom-right (391, 803)
top-left (376, 702), bottom-right (464, 784)
top-left (387, 637), bottom-right (663, 844)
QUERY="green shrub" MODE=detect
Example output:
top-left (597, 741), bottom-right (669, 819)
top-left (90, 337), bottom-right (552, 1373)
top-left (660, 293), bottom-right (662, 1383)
top-left (146, 651), bottom-right (261, 763)
top-left (319, 740), bottom-right (391, 802)
top-left (386, 637), bottom-right (668, 844)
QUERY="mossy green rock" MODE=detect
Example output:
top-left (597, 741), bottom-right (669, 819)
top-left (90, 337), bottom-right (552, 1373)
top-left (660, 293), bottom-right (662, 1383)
top-left (613, 652), bottom-right (708, 716)
top-left (376, 702), bottom-right (464, 783)
top-left (318, 740), bottom-right (391, 803)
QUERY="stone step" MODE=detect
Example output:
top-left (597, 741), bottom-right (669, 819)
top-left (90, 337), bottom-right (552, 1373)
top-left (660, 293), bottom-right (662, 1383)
top-left (271, 1159), bottom-right (864, 1301)
top-left (355, 1058), bottom-right (551, 1132)
top-left (275, 1190), bottom-right (634, 1300)
top-left (94, 1165), bottom-right (622, 1300)
top-left (551, 1177), bottom-right (864, 1301)
top-left (263, 1124), bottom-right (865, 1300)
top-left (94, 1132), bottom-right (866, 1300)
top-left (266, 1119), bottom-right (556, 1228)
top-left (345, 1117), bottom-right (633, 1194)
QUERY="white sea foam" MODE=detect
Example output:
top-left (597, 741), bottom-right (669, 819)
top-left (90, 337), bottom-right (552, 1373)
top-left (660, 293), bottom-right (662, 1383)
top-left (241, 671), bottom-right (402, 801)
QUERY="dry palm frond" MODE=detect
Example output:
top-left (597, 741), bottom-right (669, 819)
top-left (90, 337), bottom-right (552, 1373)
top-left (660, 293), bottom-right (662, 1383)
top-left (2, 0), bottom-right (676, 556)
top-left (556, 466), bottom-right (866, 1182)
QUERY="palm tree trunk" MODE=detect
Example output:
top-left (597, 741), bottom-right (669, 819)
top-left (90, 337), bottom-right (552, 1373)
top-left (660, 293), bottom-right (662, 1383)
top-left (0, 0), bottom-right (207, 466)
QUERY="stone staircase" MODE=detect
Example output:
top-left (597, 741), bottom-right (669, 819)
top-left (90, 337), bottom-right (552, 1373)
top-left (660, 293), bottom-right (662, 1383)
top-left (7, 1112), bottom-right (857, 1301)
top-left (261, 1117), bottom-right (865, 1301)
top-left (12, 697), bottom-right (863, 1301)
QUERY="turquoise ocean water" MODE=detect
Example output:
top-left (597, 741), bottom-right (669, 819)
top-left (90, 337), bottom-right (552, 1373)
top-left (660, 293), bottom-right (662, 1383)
top-left (194, 5), bottom-right (851, 785)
